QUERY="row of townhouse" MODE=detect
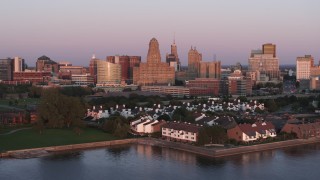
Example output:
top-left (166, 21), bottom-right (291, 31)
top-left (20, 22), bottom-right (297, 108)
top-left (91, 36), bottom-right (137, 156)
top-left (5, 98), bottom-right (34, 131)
top-left (162, 121), bottom-right (201, 143)
top-left (130, 115), bottom-right (166, 134)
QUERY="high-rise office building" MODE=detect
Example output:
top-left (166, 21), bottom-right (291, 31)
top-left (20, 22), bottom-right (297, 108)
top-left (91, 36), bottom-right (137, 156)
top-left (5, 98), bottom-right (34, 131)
top-left (248, 43), bottom-right (280, 81)
top-left (0, 58), bottom-right (14, 81)
top-left (166, 39), bottom-right (180, 71)
top-left (262, 43), bottom-right (276, 57)
top-left (107, 55), bottom-right (141, 84)
top-left (187, 47), bottom-right (202, 79)
top-left (199, 61), bottom-right (221, 79)
top-left (133, 38), bottom-right (175, 86)
top-left (89, 54), bottom-right (99, 84)
top-left (96, 60), bottom-right (121, 84)
top-left (296, 55), bottom-right (314, 80)
top-left (13, 57), bottom-right (25, 72)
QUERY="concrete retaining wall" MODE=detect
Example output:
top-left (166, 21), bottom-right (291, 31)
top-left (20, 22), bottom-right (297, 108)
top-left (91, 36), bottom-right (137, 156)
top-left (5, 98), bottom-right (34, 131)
top-left (137, 138), bottom-right (320, 158)
top-left (2, 137), bottom-right (320, 159)
top-left (3, 139), bottom-right (139, 158)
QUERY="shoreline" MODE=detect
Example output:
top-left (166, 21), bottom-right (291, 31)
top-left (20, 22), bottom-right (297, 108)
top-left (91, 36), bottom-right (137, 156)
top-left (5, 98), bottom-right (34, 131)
top-left (2, 137), bottom-right (320, 159)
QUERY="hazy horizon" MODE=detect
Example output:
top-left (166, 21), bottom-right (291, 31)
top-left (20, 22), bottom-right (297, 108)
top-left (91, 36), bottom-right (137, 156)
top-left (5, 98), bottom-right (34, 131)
top-left (1, 0), bottom-right (319, 66)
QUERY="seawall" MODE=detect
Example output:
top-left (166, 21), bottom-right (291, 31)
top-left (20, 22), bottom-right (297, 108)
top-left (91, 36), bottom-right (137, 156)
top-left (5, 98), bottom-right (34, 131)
top-left (1, 139), bottom-right (139, 158)
top-left (138, 138), bottom-right (320, 158)
top-left (2, 137), bottom-right (320, 159)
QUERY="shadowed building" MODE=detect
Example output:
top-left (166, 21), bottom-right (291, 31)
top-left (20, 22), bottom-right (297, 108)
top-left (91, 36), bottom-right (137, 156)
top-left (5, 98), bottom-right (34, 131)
top-left (166, 38), bottom-right (180, 71)
top-left (36, 55), bottom-right (58, 74)
top-left (0, 58), bottom-right (14, 81)
top-left (133, 38), bottom-right (175, 86)
top-left (187, 47), bottom-right (202, 79)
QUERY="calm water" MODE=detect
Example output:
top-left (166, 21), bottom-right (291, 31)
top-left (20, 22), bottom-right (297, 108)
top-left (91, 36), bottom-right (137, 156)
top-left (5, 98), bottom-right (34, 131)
top-left (1, 144), bottom-right (320, 180)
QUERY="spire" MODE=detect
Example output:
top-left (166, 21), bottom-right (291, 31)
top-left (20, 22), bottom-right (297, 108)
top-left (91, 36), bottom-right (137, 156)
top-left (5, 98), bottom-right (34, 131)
top-left (173, 32), bottom-right (176, 44)
top-left (92, 54), bottom-right (96, 59)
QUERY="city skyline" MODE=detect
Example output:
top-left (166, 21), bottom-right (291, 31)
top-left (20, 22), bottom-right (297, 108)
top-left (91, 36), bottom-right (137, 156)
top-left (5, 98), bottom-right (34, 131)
top-left (1, 0), bottom-right (319, 66)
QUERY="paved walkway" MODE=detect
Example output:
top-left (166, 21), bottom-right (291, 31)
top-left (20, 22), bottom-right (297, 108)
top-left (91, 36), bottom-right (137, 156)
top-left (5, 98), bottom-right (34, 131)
top-left (0, 127), bottom-right (32, 136)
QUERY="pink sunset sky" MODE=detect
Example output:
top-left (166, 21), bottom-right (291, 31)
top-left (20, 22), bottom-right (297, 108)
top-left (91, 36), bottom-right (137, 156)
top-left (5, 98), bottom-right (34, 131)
top-left (0, 0), bottom-right (319, 66)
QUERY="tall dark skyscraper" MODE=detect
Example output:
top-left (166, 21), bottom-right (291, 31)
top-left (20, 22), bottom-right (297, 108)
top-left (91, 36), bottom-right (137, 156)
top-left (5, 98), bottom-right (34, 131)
top-left (0, 58), bottom-right (14, 81)
top-left (166, 38), bottom-right (180, 71)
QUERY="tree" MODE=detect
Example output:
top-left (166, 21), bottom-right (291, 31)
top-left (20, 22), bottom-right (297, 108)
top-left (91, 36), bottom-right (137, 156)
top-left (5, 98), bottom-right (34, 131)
top-left (197, 126), bottom-right (228, 145)
top-left (157, 114), bottom-right (171, 121)
top-left (38, 88), bottom-right (85, 128)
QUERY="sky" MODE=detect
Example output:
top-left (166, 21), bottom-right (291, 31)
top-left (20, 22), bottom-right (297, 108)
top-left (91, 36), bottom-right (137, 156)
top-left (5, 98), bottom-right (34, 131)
top-left (0, 0), bottom-right (319, 66)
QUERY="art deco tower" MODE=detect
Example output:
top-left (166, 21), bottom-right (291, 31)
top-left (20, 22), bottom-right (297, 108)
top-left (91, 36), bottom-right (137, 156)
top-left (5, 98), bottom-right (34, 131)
top-left (147, 38), bottom-right (161, 64)
top-left (133, 38), bottom-right (175, 86)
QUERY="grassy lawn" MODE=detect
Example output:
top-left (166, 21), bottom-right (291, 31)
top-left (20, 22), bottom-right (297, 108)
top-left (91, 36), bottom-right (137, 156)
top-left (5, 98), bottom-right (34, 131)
top-left (0, 127), bottom-right (118, 152)
top-left (0, 124), bottom-right (32, 134)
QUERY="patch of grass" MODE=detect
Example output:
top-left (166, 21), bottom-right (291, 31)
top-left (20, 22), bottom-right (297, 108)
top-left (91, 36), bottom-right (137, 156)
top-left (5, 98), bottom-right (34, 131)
top-left (0, 124), bottom-right (32, 134)
top-left (0, 127), bottom-right (119, 152)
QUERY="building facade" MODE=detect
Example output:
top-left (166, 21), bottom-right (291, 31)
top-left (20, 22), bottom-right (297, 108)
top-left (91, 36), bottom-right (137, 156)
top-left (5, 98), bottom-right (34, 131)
top-left (36, 55), bottom-right (59, 74)
top-left (162, 122), bottom-right (201, 143)
top-left (107, 55), bottom-right (141, 84)
top-left (186, 78), bottom-right (220, 97)
top-left (227, 122), bottom-right (276, 142)
top-left (281, 122), bottom-right (320, 139)
top-left (133, 38), bottom-right (175, 86)
top-left (199, 61), bottom-right (221, 79)
top-left (166, 39), bottom-right (180, 71)
top-left (13, 72), bottom-right (51, 83)
top-left (141, 85), bottom-right (190, 98)
top-left (296, 55), bottom-right (314, 80)
top-left (0, 58), bottom-right (14, 81)
top-left (187, 47), bottom-right (202, 80)
top-left (13, 57), bottom-right (25, 72)
top-left (96, 60), bottom-right (121, 84)
top-left (248, 43), bottom-right (280, 82)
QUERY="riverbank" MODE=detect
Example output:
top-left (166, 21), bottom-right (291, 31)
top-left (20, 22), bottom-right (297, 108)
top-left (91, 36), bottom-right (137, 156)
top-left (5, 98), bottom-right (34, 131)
top-left (1, 139), bottom-right (138, 158)
top-left (138, 137), bottom-right (320, 158)
top-left (2, 137), bottom-right (320, 159)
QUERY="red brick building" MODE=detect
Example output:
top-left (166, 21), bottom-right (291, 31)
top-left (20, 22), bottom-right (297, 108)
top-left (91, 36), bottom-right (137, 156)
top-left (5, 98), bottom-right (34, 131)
top-left (186, 78), bottom-right (220, 97)
top-left (281, 122), bottom-right (320, 139)
top-left (13, 72), bottom-right (51, 83)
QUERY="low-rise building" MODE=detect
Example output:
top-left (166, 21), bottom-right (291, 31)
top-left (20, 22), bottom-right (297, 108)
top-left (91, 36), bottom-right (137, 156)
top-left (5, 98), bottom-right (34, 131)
top-left (281, 122), bottom-right (320, 139)
top-left (227, 122), bottom-right (276, 142)
top-left (162, 121), bottom-right (201, 143)
top-left (130, 116), bottom-right (166, 134)
top-left (141, 86), bottom-right (190, 98)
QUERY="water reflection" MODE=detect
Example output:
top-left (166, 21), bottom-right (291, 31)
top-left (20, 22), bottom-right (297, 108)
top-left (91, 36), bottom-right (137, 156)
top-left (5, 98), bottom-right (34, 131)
top-left (42, 151), bottom-right (82, 161)
top-left (282, 143), bottom-right (320, 158)
top-left (105, 145), bottom-right (131, 158)
top-left (227, 150), bottom-right (276, 166)
top-left (1, 143), bottom-right (320, 180)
